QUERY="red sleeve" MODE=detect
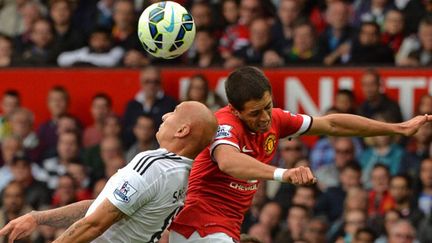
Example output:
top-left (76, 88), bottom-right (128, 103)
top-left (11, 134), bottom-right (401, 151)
top-left (273, 108), bottom-right (313, 139)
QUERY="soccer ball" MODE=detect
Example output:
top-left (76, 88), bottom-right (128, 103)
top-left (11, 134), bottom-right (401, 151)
top-left (138, 1), bottom-right (195, 59)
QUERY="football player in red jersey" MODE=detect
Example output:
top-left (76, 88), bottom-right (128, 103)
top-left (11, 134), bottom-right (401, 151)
top-left (170, 66), bottom-right (432, 243)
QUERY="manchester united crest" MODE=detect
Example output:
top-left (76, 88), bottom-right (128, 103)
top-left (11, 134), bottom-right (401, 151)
top-left (264, 134), bottom-right (276, 154)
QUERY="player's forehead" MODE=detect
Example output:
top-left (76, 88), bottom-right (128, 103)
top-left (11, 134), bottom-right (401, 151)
top-left (242, 92), bottom-right (272, 112)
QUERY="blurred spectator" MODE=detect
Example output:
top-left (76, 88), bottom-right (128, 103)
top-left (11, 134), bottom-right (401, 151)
top-left (400, 122), bottom-right (432, 178)
top-left (387, 219), bottom-right (417, 243)
top-left (248, 223), bottom-right (271, 243)
top-left (416, 94), bottom-right (432, 115)
top-left (352, 227), bottom-right (377, 243)
top-left (226, 18), bottom-right (271, 68)
top-left (353, 0), bottom-right (394, 28)
top-left (0, 0), bottom-right (29, 37)
top-left (395, 0), bottom-right (428, 35)
top-left (123, 66), bottom-right (177, 148)
top-left (302, 217), bottom-right (328, 243)
top-left (100, 136), bottom-right (125, 178)
top-left (332, 209), bottom-right (367, 243)
top-left (219, 0), bottom-right (263, 59)
top-left (83, 93), bottom-right (113, 148)
top-left (389, 174), bottom-right (424, 227)
top-left (112, 0), bottom-right (139, 51)
top-left (0, 90), bottom-right (20, 140)
top-left (257, 201), bottom-right (282, 239)
top-left (375, 209), bottom-right (402, 243)
top-left (318, 1), bottom-right (354, 60)
top-left (397, 15), bottom-right (432, 66)
top-left (84, 114), bottom-right (122, 181)
top-left (221, 0), bottom-right (239, 29)
top-left (9, 108), bottom-right (41, 162)
top-left (269, 0), bottom-right (301, 60)
top-left (57, 27), bottom-right (124, 67)
top-left (381, 9), bottom-right (405, 54)
top-left (49, 0), bottom-right (85, 54)
top-left (367, 164), bottom-right (393, 218)
top-left (0, 135), bottom-right (24, 191)
top-left (315, 162), bottom-right (362, 223)
top-left (16, 18), bottom-right (57, 66)
top-left (274, 204), bottom-right (311, 242)
top-left (0, 34), bottom-right (14, 67)
top-left (360, 113), bottom-right (405, 187)
top-left (92, 177), bottom-right (107, 199)
top-left (56, 114), bottom-right (82, 136)
top-left (333, 89), bottom-right (357, 114)
top-left (190, 1), bottom-right (213, 29)
top-left (38, 131), bottom-right (81, 190)
top-left (10, 155), bottom-right (51, 210)
top-left (51, 174), bottom-right (77, 207)
top-left (125, 114), bottom-right (158, 163)
top-left (358, 69), bottom-right (403, 122)
top-left (242, 182), bottom-right (269, 234)
top-left (351, 21), bottom-right (394, 64)
top-left (284, 19), bottom-right (322, 64)
top-left (66, 160), bottom-right (92, 201)
top-left (416, 158), bottom-right (432, 217)
top-left (0, 181), bottom-right (32, 243)
top-left (13, 1), bottom-right (45, 54)
top-left (184, 74), bottom-right (225, 111)
top-left (187, 28), bottom-right (223, 67)
top-left (273, 138), bottom-right (307, 171)
top-left (38, 86), bottom-right (70, 160)
top-left (344, 187), bottom-right (369, 214)
top-left (315, 138), bottom-right (356, 191)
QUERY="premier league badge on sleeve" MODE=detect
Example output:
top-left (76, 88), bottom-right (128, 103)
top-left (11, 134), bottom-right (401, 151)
top-left (114, 181), bottom-right (137, 203)
top-left (215, 125), bottom-right (233, 139)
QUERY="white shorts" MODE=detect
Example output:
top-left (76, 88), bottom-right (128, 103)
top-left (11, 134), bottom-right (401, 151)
top-left (169, 230), bottom-right (235, 243)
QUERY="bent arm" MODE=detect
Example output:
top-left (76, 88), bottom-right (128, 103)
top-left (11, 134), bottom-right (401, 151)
top-left (53, 199), bottom-right (125, 243)
top-left (215, 144), bottom-right (276, 180)
top-left (306, 113), bottom-right (432, 137)
top-left (214, 144), bottom-right (315, 184)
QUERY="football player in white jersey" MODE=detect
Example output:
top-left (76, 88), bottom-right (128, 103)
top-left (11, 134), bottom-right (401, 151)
top-left (0, 101), bottom-right (218, 243)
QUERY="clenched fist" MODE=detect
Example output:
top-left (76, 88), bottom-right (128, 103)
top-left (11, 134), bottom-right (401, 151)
top-left (283, 166), bottom-right (316, 185)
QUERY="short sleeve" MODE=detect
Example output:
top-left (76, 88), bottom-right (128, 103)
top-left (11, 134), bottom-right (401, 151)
top-left (209, 124), bottom-right (241, 155)
top-left (105, 165), bottom-right (163, 216)
top-left (273, 108), bottom-right (313, 139)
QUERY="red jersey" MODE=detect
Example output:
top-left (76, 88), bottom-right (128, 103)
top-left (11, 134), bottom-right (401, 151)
top-left (170, 106), bottom-right (312, 241)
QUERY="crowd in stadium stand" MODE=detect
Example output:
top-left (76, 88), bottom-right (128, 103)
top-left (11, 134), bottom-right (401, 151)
top-left (0, 0), bottom-right (431, 68)
top-left (1, 0), bottom-right (432, 243)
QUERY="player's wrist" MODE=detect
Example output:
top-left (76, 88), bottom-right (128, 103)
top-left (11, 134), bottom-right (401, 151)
top-left (273, 168), bottom-right (287, 182)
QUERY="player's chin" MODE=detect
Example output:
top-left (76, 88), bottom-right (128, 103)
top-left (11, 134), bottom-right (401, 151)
top-left (257, 124), bottom-right (271, 133)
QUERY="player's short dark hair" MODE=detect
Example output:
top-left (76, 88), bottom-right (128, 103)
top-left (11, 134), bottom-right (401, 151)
top-left (225, 66), bottom-right (272, 111)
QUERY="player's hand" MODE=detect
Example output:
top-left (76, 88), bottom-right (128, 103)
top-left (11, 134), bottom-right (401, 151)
top-left (400, 114), bottom-right (432, 136)
top-left (283, 166), bottom-right (316, 185)
top-left (0, 213), bottom-right (38, 243)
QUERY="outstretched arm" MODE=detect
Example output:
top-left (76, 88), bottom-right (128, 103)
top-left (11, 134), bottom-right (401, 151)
top-left (306, 113), bottom-right (432, 137)
top-left (0, 200), bottom-right (93, 243)
top-left (53, 199), bottom-right (125, 243)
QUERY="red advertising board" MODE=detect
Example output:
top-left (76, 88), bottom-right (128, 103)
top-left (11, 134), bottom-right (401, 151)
top-left (1, 68), bottom-right (431, 133)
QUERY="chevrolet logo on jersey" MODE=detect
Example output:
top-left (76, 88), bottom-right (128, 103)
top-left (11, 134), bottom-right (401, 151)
top-left (114, 181), bottom-right (137, 203)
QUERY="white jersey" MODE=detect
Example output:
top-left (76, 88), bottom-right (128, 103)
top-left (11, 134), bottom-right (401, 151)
top-left (86, 148), bottom-right (192, 243)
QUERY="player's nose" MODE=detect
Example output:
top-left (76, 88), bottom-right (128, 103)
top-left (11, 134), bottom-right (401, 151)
top-left (162, 112), bottom-right (172, 122)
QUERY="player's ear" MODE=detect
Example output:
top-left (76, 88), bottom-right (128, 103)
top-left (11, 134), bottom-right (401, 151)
top-left (175, 124), bottom-right (191, 138)
top-left (228, 104), bottom-right (240, 117)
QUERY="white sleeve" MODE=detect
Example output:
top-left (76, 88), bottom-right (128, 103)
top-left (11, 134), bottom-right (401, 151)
top-left (57, 47), bottom-right (88, 67)
top-left (105, 164), bottom-right (163, 216)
